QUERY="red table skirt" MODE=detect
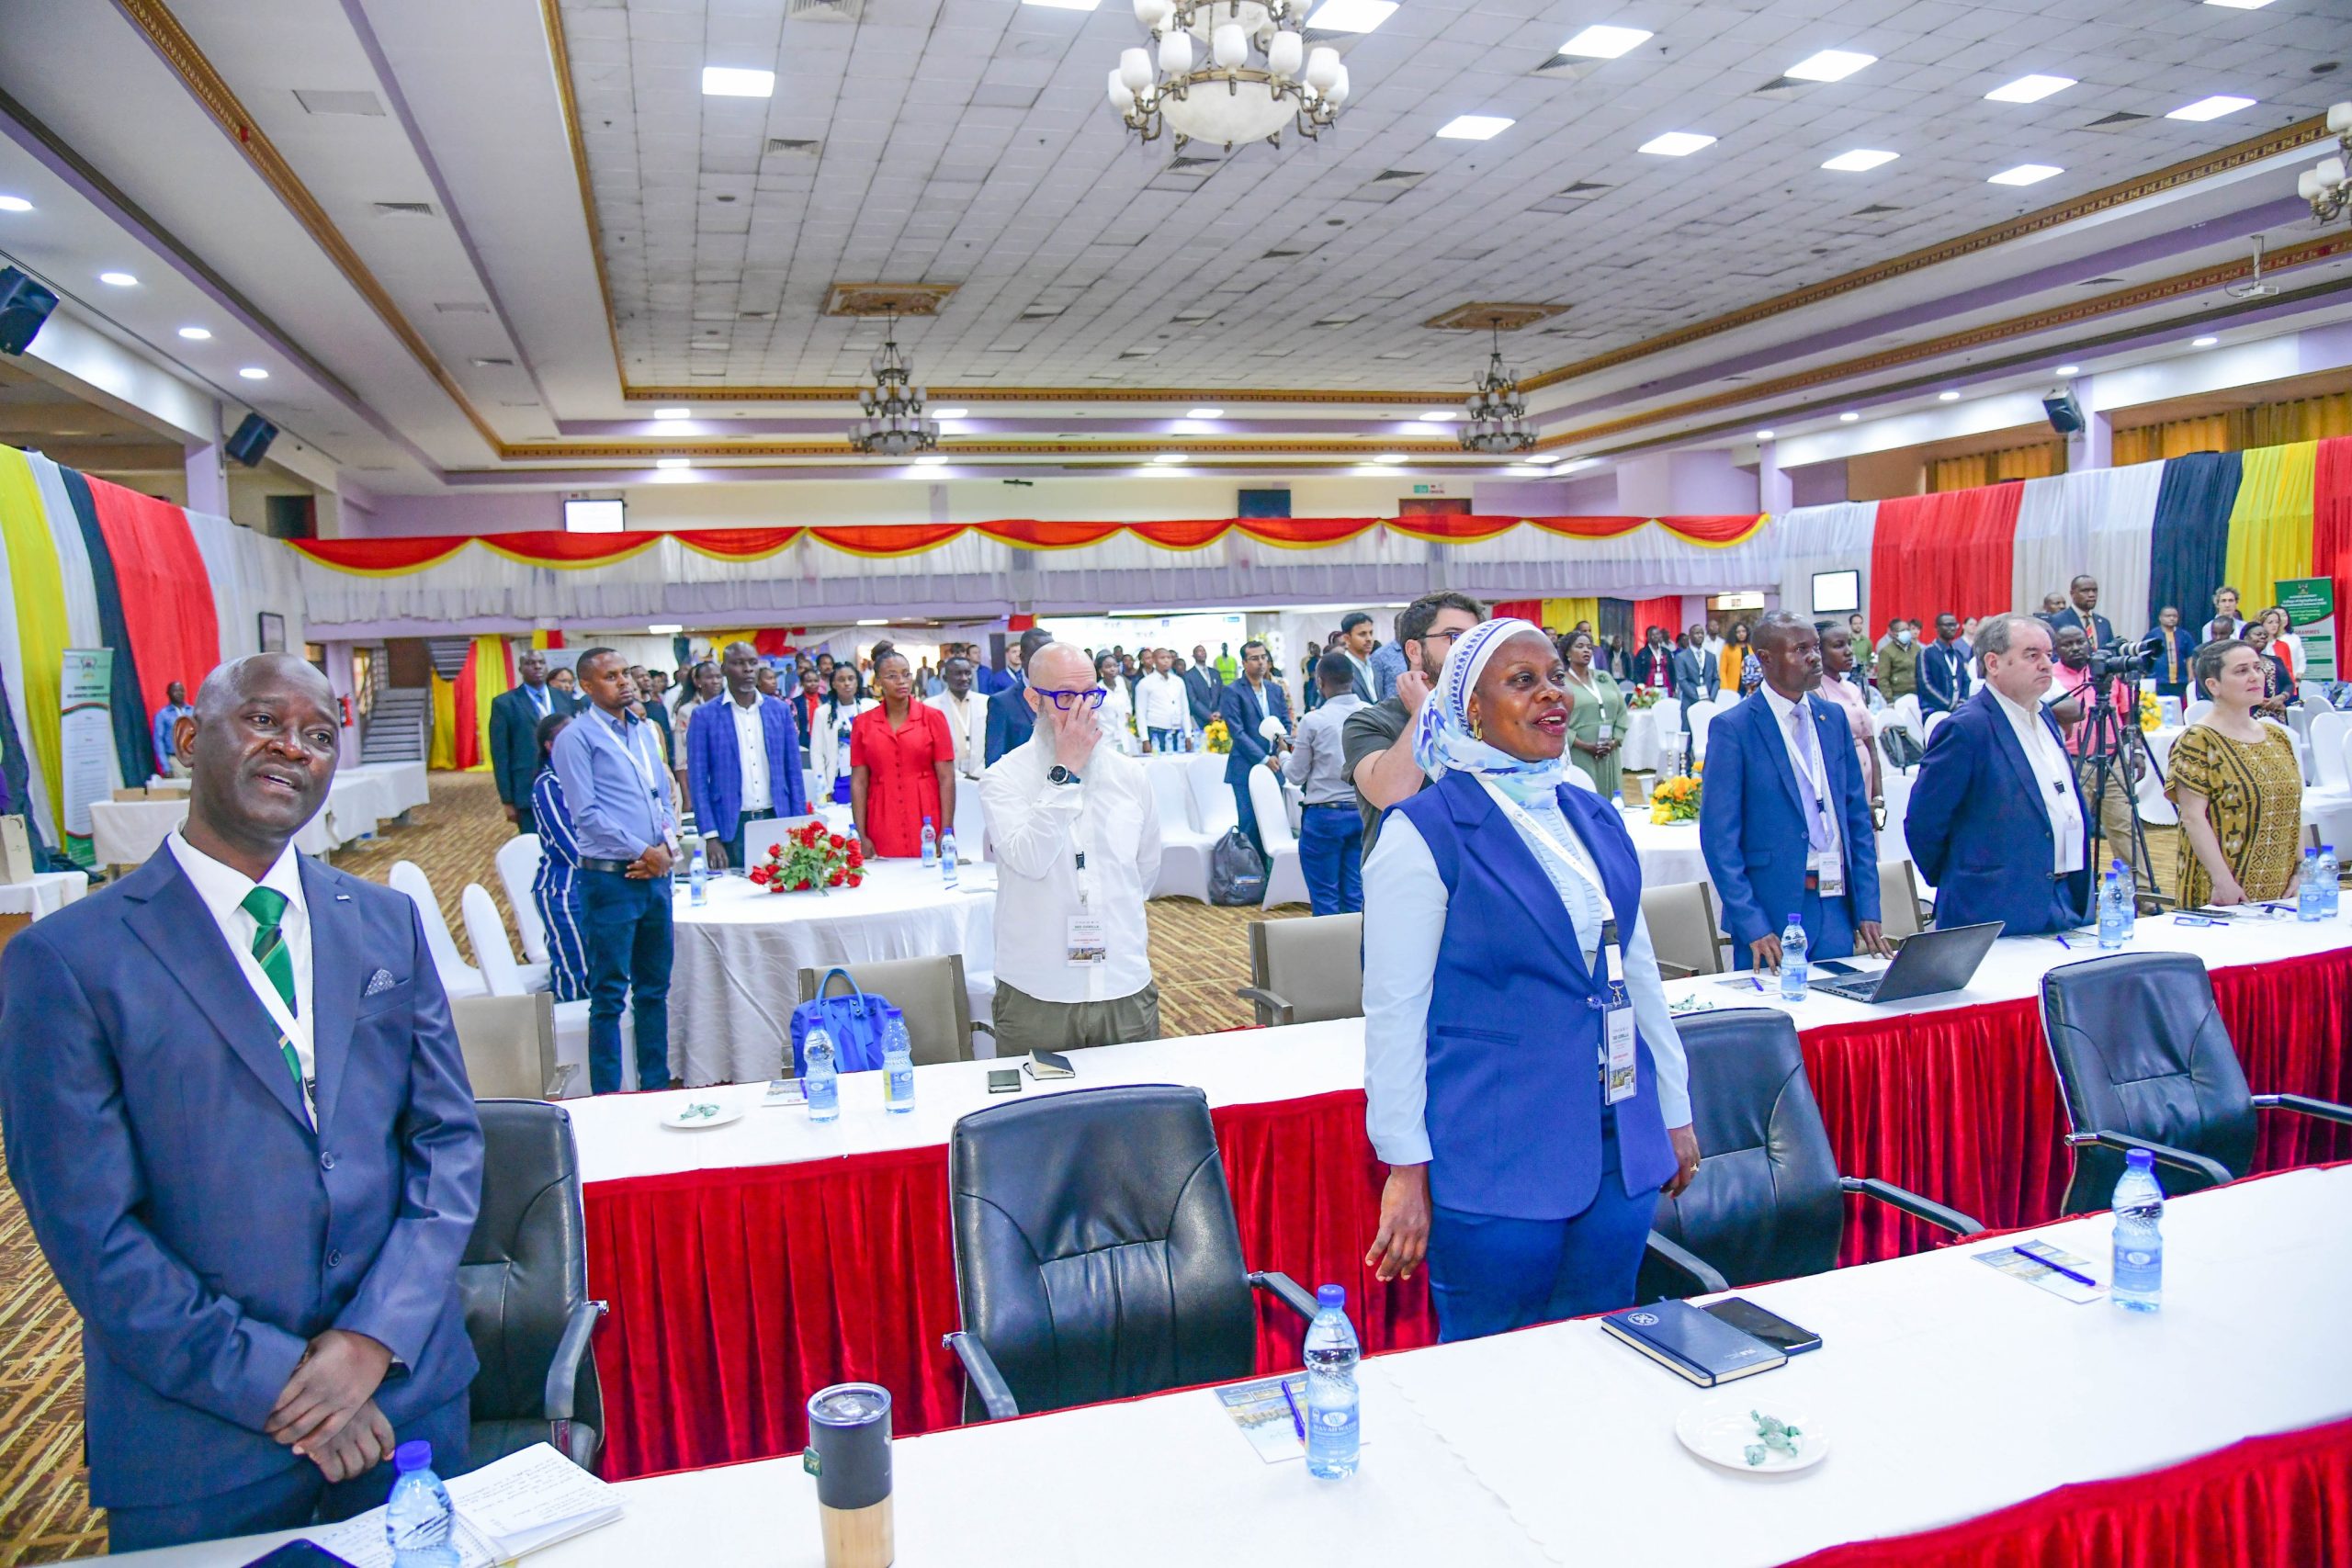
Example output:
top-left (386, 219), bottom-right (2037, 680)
top-left (584, 946), bottom-right (2352, 1479)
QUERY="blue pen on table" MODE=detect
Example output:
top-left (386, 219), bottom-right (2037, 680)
top-left (2012, 1244), bottom-right (2098, 1288)
top-left (1280, 1377), bottom-right (1306, 1441)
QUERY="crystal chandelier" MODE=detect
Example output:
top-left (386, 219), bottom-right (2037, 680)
top-left (2298, 102), bottom-right (2352, 223)
top-left (848, 316), bottom-right (939, 457)
top-left (1107, 0), bottom-right (1349, 152)
top-left (1458, 322), bottom-right (1535, 455)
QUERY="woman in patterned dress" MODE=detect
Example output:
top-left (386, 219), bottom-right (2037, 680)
top-left (2167, 638), bottom-right (2303, 908)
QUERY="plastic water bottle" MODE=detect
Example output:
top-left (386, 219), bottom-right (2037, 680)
top-left (2110, 1148), bottom-right (2164, 1313)
top-left (2116, 859), bottom-right (2137, 942)
top-left (2098, 864), bottom-right (2127, 949)
top-left (940, 829), bottom-right (959, 888)
top-left (384, 1440), bottom-right (459, 1568)
top-left (883, 1017), bottom-right (915, 1115)
top-left (920, 816), bottom-right (938, 867)
top-left (1779, 914), bottom-right (1808, 1001)
top-left (689, 841), bottom-right (708, 908)
top-left (2318, 844), bottom-right (2340, 919)
top-left (804, 1025), bottom-right (840, 1123)
top-left (2299, 848), bottom-right (2326, 922)
top-left (1302, 1284), bottom-right (1360, 1480)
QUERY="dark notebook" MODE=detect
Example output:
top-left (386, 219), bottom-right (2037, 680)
top-left (1599, 1300), bottom-right (1786, 1386)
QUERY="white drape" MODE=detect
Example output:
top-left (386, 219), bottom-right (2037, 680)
top-left (1772, 502), bottom-right (1878, 622)
top-left (2010, 465), bottom-right (2164, 642)
top-left (187, 510), bottom-right (307, 661)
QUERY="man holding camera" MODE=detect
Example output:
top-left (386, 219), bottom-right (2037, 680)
top-left (2049, 624), bottom-right (2153, 909)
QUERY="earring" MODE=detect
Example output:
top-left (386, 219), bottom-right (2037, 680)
top-left (1470, 715), bottom-right (1483, 741)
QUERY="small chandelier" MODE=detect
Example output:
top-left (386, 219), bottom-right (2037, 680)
top-left (848, 315), bottom-right (939, 457)
top-left (1458, 322), bottom-right (1534, 455)
top-left (2299, 102), bottom-right (2352, 223)
top-left (1108, 0), bottom-right (1348, 152)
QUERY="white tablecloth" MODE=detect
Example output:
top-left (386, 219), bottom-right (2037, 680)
top-left (121, 1166), bottom-right (2352, 1568)
top-left (669, 859), bottom-right (998, 1087)
top-left (1620, 703), bottom-right (1675, 773)
top-left (87, 764), bottom-right (432, 867)
top-left (0, 869), bottom-right (87, 919)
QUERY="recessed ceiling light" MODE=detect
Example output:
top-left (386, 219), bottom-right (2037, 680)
top-left (700, 66), bottom-right (775, 97)
top-left (1938, 389), bottom-right (1961, 401)
top-left (2202, 0), bottom-right (2275, 8)
top-left (930, 408), bottom-right (969, 419)
top-left (98, 271), bottom-right (138, 287)
top-left (239, 367), bottom-right (269, 380)
top-left (2054, 365), bottom-right (2081, 377)
top-left (1306, 0), bottom-right (1396, 30)
top-left (1821, 149), bottom-right (1898, 172)
top-left (1350, 465), bottom-right (1393, 477)
top-left (2193, 334), bottom-right (2220, 347)
top-left (2165, 94), bottom-right (2256, 121)
top-left (1187, 406), bottom-right (1224, 418)
top-left (1504, 465), bottom-right (1548, 477)
top-left (1374, 453), bottom-right (1408, 463)
top-left (1755, 429), bottom-right (1775, 439)
top-left (1785, 49), bottom-right (1875, 83)
top-left (177, 326), bottom-right (212, 341)
top-left (1638, 130), bottom-right (1716, 156)
top-left (656, 457), bottom-right (691, 470)
top-left (1437, 115), bottom-right (1514, 141)
top-left (1984, 73), bottom-right (2075, 104)
top-left (1023, 0), bottom-right (1101, 10)
top-left (913, 454), bottom-right (950, 466)
top-left (1988, 163), bottom-right (2064, 186)
top-left (653, 407), bottom-right (691, 420)
top-left (1152, 453), bottom-right (1187, 464)
top-left (1419, 410), bottom-right (1460, 422)
top-left (1839, 412), bottom-right (1860, 423)
top-left (1557, 23), bottom-right (1652, 58)
top-left (0, 196), bottom-right (31, 213)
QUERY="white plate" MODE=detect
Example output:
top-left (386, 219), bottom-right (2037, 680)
top-left (1674, 1393), bottom-right (1829, 1474)
top-left (662, 1100), bottom-right (746, 1131)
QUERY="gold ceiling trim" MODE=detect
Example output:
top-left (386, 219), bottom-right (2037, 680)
top-left (825, 282), bottom-right (959, 317)
top-left (1422, 302), bottom-right (1568, 332)
top-left (496, 437), bottom-right (1470, 460)
top-left (111, 0), bottom-right (505, 454)
top-left (537, 0), bottom-right (627, 390)
top-left (622, 384), bottom-right (1461, 407)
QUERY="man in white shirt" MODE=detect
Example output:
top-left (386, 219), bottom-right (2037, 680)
top-left (925, 655), bottom-right (988, 780)
top-left (1133, 647), bottom-right (1193, 751)
top-left (1333, 612), bottom-right (1379, 704)
top-left (979, 643), bottom-right (1163, 1053)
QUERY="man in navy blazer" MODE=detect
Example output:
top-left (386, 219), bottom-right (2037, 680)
top-left (0, 654), bottom-right (481, 1551)
top-left (1699, 614), bottom-right (1889, 969)
top-left (984, 628), bottom-right (1054, 766)
top-left (1916, 613), bottom-right (1974, 716)
top-left (1905, 614), bottom-right (2094, 936)
top-left (1217, 638), bottom-right (1294, 860)
top-left (489, 648), bottom-right (573, 836)
top-left (688, 640), bottom-right (809, 870)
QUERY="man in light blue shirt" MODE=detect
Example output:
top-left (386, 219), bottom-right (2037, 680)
top-left (1368, 636), bottom-right (1407, 704)
top-left (551, 647), bottom-right (676, 1094)
top-left (150, 682), bottom-right (194, 777)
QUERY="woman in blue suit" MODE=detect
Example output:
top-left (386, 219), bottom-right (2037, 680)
top-left (1361, 618), bottom-right (1702, 1342)
top-left (528, 714), bottom-right (592, 1002)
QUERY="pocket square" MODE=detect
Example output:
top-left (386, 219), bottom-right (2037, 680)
top-left (363, 967), bottom-right (398, 998)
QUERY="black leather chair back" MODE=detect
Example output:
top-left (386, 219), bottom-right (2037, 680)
top-left (1648, 1010), bottom-right (1845, 1286)
top-left (2041, 953), bottom-right (2256, 1212)
top-left (461, 1100), bottom-right (601, 1452)
top-left (950, 1085), bottom-right (1255, 1420)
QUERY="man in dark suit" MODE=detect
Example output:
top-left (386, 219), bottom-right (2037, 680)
top-left (1182, 645), bottom-right (1223, 729)
top-left (985, 628), bottom-right (1055, 766)
top-left (490, 648), bottom-right (571, 835)
top-left (1331, 613), bottom-right (1379, 704)
top-left (1668, 625), bottom-right (1719, 738)
top-left (2045, 574), bottom-right (2117, 650)
top-left (1631, 626), bottom-right (1675, 696)
top-left (1905, 614), bottom-right (2093, 936)
top-left (1699, 614), bottom-right (1889, 969)
top-left (1916, 613), bottom-right (1973, 716)
top-left (1217, 638), bottom-right (1293, 860)
top-left (688, 641), bottom-right (809, 870)
top-left (0, 653), bottom-right (481, 1551)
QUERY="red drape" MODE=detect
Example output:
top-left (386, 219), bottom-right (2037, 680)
top-left (1489, 599), bottom-right (1544, 623)
top-left (1629, 596), bottom-right (1684, 641)
top-left (581, 949), bottom-right (2351, 1481)
top-left (1869, 483), bottom-right (2025, 635)
top-left (84, 476), bottom-right (221, 717)
top-left (1778, 1416), bottom-right (2352, 1568)
top-left (752, 629), bottom-right (792, 657)
top-left (2315, 436), bottom-right (2352, 649)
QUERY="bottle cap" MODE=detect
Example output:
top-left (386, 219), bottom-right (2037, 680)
top-left (1786, 914), bottom-right (1803, 926)
top-left (394, 1439), bottom-right (433, 1472)
top-left (2124, 1148), bottom-right (2154, 1172)
top-left (1316, 1283), bottom-right (1346, 1309)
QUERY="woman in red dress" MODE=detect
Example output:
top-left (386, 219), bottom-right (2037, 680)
top-left (851, 649), bottom-right (957, 858)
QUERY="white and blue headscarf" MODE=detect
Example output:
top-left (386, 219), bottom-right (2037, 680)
top-left (1411, 616), bottom-right (1571, 802)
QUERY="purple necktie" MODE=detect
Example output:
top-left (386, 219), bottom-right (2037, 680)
top-left (1789, 705), bottom-right (1834, 852)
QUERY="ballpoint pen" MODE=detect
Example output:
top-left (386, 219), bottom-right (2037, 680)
top-left (2010, 1244), bottom-right (2097, 1288)
top-left (1280, 1379), bottom-right (1306, 1441)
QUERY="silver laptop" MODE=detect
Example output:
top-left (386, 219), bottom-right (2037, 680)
top-left (1813, 921), bottom-right (2003, 1004)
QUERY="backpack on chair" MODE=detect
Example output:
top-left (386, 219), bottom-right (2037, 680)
top-left (1208, 828), bottom-right (1267, 906)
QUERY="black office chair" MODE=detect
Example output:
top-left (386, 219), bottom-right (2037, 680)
top-left (941, 1085), bottom-right (1317, 1422)
top-left (460, 1100), bottom-right (606, 1471)
top-left (1641, 1010), bottom-right (1984, 1299)
top-left (2041, 953), bottom-right (2352, 1214)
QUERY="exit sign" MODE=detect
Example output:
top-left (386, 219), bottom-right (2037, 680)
top-left (1411, 482), bottom-right (1449, 496)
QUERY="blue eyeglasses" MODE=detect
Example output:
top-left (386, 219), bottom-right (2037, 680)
top-left (1035, 685), bottom-right (1107, 712)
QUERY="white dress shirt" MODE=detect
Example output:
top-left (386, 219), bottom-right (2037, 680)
top-left (729, 694), bottom-right (773, 814)
top-left (167, 829), bottom-right (315, 1085)
top-left (1360, 796), bottom-right (1691, 1168)
top-left (979, 729), bottom-right (1163, 1004)
top-left (1992, 686), bottom-right (2085, 874)
top-left (1134, 670), bottom-right (1193, 737)
top-left (1758, 683), bottom-right (1844, 884)
top-left (925, 690), bottom-right (986, 777)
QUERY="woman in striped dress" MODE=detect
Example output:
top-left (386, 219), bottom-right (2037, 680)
top-left (528, 714), bottom-right (592, 1002)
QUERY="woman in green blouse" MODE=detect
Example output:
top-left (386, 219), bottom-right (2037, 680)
top-left (1559, 628), bottom-right (1628, 797)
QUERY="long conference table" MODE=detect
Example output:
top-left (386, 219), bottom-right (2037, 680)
top-left (119, 1166), bottom-right (2352, 1568)
top-left (562, 911), bottom-right (2352, 1485)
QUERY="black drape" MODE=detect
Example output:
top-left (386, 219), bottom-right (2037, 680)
top-left (58, 467), bottom-right (157, 784)
top-left (2147, 452), bottom-right (2242, 630)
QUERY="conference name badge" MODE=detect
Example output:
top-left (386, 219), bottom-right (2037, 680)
top-left (1603, 986), bottom-right (1636, 1105)
top-left (1066, 914), bottom-right (1108, 968)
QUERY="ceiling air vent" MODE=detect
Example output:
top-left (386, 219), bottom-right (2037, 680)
top-left (2077, 275), bottom-right (2124, 287)
top-left (1345, 167), bottom-right (1429, 202)
top-left (1850, 203), bottom-right (1903, 217)
top-left (1531, 181), bottom-right (1613, 214)
top-left (2081, 111), bottom-right (2151, 131)
top-left (766, 138), bottom-right (824, 157)
top-left (786, 0), bottom-right (863, 20)
top-left (295, 89), bottom-right (384, 117)
top-left (372, 201), bottom-right (435, 218)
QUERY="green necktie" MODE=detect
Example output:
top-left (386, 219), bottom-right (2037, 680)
top-left (240, 886), bottom-right (305, 1102)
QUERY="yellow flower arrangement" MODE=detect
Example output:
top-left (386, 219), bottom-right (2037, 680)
top-left (1650, 773), bottom-right (1702, 823)
top-left (2139, 690), bottom-right (2163, 733)
top-left (1203, 716), bottom-right (1232, 754)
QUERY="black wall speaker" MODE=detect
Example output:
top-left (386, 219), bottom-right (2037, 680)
top-left (2041, 387), bottom-right (2085, 435)
top-left (0, 267), bottom-right (59, 355)
top-left (226, 412), bottom-right (277, 468)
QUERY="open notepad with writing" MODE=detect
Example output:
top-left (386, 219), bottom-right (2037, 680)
top-left (307, 1444), bottom-right (622, 1567)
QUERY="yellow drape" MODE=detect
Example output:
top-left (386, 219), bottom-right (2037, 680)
top-left (2223, 441), bottom-right (2316, 612)
top-left (1540, 597), bottom-right (1600, 633)
top-left (1928, 441), bottom-right (2065, 493)
top-left (467, 635), bottom-right (509, 772)
top-left (429, 671), bottom-right (458, 770)
top-left (2111, 389), bottom-right (2352, 468)
top-left (0, 447), bottom-right (69, 834)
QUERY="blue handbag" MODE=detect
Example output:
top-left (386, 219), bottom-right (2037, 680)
top-left (789, 966), bottom-right (902, 1075)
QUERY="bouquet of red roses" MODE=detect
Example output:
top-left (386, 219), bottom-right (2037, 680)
top-left (749, 819), bottom-right (865, 893)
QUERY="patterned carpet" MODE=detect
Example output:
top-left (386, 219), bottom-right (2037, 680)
top-left (0, 768), bottom-right (1288, 1562)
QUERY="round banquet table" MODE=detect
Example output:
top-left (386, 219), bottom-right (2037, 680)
top-left (669, 858), bottom-right (998, 1087)
top-left (1618, 803), bottom-right (1711, 892)
top-left (0, 868), bottom-right (88, 919)
top-left (1616, 703), bottom-right (1674, 773)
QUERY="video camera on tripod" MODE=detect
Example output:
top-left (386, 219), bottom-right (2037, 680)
top-left (2086, 644), bottom-right (2148, 685)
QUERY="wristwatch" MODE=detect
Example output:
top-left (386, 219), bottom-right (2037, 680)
top-left (1047, 765), bottom-right (1082, 786)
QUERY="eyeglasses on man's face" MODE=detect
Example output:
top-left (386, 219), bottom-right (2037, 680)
top-left (1035, 685), bottom-right (1107, 712)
